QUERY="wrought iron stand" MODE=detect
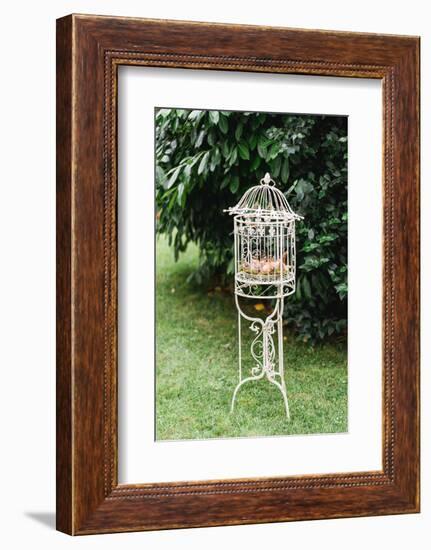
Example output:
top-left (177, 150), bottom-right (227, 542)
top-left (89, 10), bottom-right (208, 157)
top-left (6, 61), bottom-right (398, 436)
top-left (232, 295), bottom-right (290, 418)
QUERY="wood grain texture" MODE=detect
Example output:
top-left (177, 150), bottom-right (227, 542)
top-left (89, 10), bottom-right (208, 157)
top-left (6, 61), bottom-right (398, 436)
top-left (56, 14), bottom-right (420, 535)
top-left (56, 15), bottom-right (73, 535)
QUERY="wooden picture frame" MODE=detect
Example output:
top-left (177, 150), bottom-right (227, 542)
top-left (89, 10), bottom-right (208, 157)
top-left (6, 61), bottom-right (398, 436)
top-left (56, 14), bottom-right (420, 535)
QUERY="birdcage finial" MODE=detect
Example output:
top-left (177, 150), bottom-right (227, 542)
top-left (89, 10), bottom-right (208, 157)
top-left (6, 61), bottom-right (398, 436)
top-left (261, 172), bottom-right (275, 186)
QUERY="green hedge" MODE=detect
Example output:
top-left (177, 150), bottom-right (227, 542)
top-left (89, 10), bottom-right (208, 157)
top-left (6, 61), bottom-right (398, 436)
top-left (155, 108), bottom-right (347, 344)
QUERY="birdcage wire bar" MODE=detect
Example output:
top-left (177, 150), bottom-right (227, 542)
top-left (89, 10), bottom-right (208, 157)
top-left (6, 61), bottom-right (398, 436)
top-left (225, 173), bottom-right (302, 418)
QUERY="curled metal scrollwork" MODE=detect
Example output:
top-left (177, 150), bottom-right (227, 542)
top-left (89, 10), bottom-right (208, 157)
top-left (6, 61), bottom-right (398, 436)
top-left (250, 321), bottom-right (264, 377)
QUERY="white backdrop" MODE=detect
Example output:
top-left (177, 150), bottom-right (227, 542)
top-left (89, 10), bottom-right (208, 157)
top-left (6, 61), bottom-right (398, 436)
top-left (118, 67), bottom-right (382, 483)
top-left (0, 1), bottom-right (428, 549)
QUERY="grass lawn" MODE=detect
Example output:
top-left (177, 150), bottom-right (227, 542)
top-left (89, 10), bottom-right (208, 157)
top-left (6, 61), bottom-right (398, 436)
top-left (156, 236), bottom-right (348, 440)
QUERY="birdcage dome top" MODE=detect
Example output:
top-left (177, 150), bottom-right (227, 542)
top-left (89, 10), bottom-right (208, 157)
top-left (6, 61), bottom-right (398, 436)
top-left (225, 173), bottom-right (302, 220)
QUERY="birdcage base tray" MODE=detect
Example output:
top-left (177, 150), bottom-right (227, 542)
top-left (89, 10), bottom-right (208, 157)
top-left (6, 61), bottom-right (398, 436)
top-left (235, 271), bottom-right (294, 285)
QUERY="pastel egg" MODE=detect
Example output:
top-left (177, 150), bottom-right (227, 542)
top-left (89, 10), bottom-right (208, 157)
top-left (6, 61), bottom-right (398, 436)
top-left (250, 260), bottom-right (261, 273)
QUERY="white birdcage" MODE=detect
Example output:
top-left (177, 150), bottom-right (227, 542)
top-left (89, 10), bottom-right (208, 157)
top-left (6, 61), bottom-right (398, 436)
top-left (225, 173), bottom-right (303, 418)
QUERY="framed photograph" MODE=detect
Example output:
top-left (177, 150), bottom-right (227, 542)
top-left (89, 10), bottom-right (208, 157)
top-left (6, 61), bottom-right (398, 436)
top-left (56, 14), bottom-right (420, 534)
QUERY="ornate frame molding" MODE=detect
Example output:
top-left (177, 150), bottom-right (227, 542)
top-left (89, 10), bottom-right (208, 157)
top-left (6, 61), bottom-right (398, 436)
top-left (57, 15), bottom-right (419, 534)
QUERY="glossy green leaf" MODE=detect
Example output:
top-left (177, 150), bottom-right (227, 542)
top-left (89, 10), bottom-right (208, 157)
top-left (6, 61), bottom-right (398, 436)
top-left (166, 165), bottom-right (181, 189)
top-left (250, 155), bottom-right (261, 171)
top-left (218, 114), bottom-right (228, 134)
top-left (235, 123), bottom-right (243, 141)
top-left (198, 151), bottom-right (209, 175)
top-left (209, 110), bottom-right (219, 124)
top-left (229, 175), bottom-right (239, 193)
top-left (237, 142), bottom-right (250, 160)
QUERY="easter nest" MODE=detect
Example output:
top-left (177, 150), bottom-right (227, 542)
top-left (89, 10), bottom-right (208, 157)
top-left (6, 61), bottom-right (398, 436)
top-left (237, 258), bottom-right (293, 283)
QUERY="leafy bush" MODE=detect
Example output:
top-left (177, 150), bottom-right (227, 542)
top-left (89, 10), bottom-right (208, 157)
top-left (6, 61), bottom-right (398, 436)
top-left (155, 108), bottom-right (347, 343)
